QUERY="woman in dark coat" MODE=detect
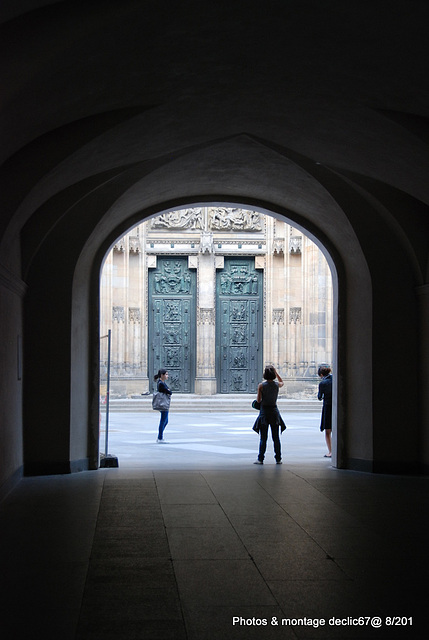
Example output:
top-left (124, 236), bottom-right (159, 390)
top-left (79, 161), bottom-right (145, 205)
top-left (318, 365), bottom-right (332, 457)
top-left (154, 368), bottom-right (172, 443)
top-left (253, 365), bottom-right (286, 465)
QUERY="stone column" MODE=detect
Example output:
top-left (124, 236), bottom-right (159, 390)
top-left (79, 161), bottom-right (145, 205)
top-left (99, 255), bottom-right (112, 385)
top-left (112, 305), bottom-right (125, 377)
top-left (272, 308), bottom-right (285, 371)
top-left (129, 307), bottom-right (141, 391)
top-left (143, 253), bottom-right (157, 393)
top-left (195, 250), bottom-right (217, 394)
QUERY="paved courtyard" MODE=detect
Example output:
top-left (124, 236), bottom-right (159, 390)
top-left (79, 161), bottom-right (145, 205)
top-left (100, 410), bottom-right (329, 469)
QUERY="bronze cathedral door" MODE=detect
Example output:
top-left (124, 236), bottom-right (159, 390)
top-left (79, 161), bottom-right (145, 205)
top-left (148, 257), bottom-right (196, 392)
top-left (216, 258), bottom-right (263, 393)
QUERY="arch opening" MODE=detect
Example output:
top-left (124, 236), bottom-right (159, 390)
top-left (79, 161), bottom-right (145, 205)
top-left (61, 139), bottom-right (375, 476)
top-left (95, 203), bottom-right (338, 467)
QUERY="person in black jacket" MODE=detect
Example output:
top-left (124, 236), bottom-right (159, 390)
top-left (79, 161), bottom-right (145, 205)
top-left (253, 365), bottom-right (286, 465)
top-left (318, 365), bottom-right (332, 457)
top-left (154, 368), bottom-right (172, 443)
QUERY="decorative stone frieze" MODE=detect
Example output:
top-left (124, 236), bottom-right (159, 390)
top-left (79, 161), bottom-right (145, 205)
top-left (289, 307), bottom-right (302, 324)
top-left (129, 307), bottom-right (141, 323)
top-left (129, 236), bottom-right (141, 253)
top-left (289, 236), bottom-right (302, 254)
top-left (151, 208), bottom-right (203, 230)
top-left (272, 308), bottom-right (285, 324)
top-left (209, 207), bottom-right (262, 231)
top-left (273, 238), bottom-right (284, 255)
top-left (113, 238), bottom-right (125, 252)
top-left (199, 308), bottom-right (215, 325)
top-left (200, 231), bottom-right (214, 254)
top-left (113, 306), bottom-right (125, 322)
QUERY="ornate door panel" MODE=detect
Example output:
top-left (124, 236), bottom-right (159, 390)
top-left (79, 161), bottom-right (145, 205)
top-left (149, 258), bottom-right (196, 392)
top-left (216, 259), bottom-right (263, 393)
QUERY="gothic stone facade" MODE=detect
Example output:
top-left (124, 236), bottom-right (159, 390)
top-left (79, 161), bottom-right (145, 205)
top-left (100, 207), bottom-right (333, 397)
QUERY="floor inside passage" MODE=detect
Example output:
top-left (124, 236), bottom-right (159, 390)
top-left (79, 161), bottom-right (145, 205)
top-left (1, 411), bottom-right (428, 639)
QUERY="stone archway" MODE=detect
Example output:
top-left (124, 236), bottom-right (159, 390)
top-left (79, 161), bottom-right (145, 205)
top-left (22, 133), bottom-right (421, 475)
top-left (1, 1), bottom-right (427, 494)
top-left (67, 143), bottom-right (356, 473)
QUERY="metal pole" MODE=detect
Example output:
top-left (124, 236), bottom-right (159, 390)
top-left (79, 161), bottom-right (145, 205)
top-left (105, 329), bottom-right (111, 457)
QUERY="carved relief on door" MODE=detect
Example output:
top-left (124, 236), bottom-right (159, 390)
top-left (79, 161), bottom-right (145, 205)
top-left (149, 258), bottom-right (196, 392)
top-left (216, 259), bottom-right (263, 393)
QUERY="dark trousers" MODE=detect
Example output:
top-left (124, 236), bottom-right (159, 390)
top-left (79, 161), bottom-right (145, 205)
top-left (258, 423), bottom-right (281, 462)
